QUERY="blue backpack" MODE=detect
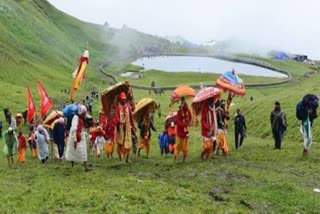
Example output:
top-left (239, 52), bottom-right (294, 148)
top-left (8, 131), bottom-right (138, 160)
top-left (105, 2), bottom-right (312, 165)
top-left (63, 103), bottom-right (79, 118)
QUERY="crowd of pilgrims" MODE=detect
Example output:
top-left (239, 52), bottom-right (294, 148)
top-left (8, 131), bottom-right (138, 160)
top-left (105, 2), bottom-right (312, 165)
top-left (2, 90), bottom-right (247, 172)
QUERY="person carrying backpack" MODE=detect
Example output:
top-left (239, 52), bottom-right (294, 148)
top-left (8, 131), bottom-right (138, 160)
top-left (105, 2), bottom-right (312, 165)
top-left (270, 101), bottom-right (287, 149)
top-left (296, 94), bottom-right (318, 155)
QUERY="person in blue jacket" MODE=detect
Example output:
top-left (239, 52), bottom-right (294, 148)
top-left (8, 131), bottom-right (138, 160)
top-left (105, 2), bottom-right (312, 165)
top-left (158, 130), bottom-right (169, 156)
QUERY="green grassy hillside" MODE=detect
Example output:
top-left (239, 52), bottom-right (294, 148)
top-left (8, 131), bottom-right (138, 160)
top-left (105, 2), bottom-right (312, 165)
top-left (0, 0), bottom-right (188, 112)
top-left (0, 0), bottom-right (112, 111)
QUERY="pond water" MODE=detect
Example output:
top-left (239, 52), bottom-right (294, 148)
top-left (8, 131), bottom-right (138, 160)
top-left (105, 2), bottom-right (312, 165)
top-left (132, 56), bottom-right (287, 78)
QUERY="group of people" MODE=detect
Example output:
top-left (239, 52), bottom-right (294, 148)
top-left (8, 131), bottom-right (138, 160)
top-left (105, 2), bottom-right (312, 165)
top-left (2, 85), bottom-right (318, 170)
top-left (158, 96), bottom-right (247, 162)
top-left (270, 94), bottom-right (318, 156)
top-left (1, 90), bottom-right (247, 169)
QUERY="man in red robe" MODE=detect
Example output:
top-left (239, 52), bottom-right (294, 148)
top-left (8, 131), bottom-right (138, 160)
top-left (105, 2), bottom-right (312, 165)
top-left (113, 92), bottom-right (136, 163)
top-left (174, 97), bottom-right (192, 162)
top-left (201, 98), bottom-right (216, 160)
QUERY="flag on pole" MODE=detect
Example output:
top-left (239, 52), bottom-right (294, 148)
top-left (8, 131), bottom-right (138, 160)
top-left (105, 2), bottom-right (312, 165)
top-left (26, 87), bottom-right (36, 122)
top-left (37, 80), bottom-right (53, 117)
top-left (70, 49), bottom-right (89, 101)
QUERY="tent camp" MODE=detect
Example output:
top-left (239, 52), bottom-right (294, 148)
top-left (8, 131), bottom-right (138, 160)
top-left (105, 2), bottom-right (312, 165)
top-left (294, 54), bottom-right (308, 62)
top-left (269, 51), bottom-right (289, 60)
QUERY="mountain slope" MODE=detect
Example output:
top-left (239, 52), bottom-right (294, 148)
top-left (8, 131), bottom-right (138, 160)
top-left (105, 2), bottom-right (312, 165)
top-left (0, 0), bottom-right (113, 110)
top-left (0, 0), bottom-right (187, 111)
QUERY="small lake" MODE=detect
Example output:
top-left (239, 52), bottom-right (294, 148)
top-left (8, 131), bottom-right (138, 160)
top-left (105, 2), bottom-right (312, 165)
top-left (132, 56), bottom-right (287, 78)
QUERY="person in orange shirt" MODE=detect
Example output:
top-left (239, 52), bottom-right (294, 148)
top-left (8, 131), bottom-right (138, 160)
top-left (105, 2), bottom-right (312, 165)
top-left (17, 131), bottom-right (27, 163)
top-left (167, 121), bottom-right (176, 154)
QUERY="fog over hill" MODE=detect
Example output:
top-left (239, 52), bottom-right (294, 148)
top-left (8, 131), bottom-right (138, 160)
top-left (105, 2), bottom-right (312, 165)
top-left (48, 0), bottom-right (320, 59)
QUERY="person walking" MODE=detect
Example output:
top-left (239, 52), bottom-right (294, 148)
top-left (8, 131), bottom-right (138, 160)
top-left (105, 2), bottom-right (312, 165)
top-left (200, 98), bottom-right (216, 160)
top-left (214, 100), bottom-right (230, 155)
top-left (104, 115), bottom-right (115, 159)
top-left (296, 94), bottom-right (318, 155)
top-left (35, 125), bottom-right (50, 163)
top-left (3, 127), bottom-right (18, 167)
top-left (94, 128), bottom-right (105, 158)
top-left (65, 105), bottom-right (91, 171)
top-left (138, 113), bottom-right (156, 158)
top-left (158, 130), bottom-right (169, 156)
top-left (234, 108), bottom-right (247, 149)
top-left (17, 131), bottom-right (27, 163)
top-left (270, 101), bottom-right (287, 149)
top-left (53, 117), bottom-right (66, 160)
top-left (28, 125), bottom-right (37, 158)
top-left (113, 92), bottom-right (136, 163)
top-left (174, 97), bottom-right (192, 162)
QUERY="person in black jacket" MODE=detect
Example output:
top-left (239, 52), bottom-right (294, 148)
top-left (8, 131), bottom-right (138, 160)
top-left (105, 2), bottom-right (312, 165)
top-left (138, 113), bottom-right (156, 158)
top-left (234, 108), bottom-right (247, 149)
top-left (270, 101), bottom-right (287, 149)
top-left (53, 117), bottom-right (66, 159)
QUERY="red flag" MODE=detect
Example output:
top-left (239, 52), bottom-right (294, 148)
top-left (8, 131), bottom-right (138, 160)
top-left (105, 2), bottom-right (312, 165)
top-left (37, 80), bottom-right (53, 117)
top-left (26, 87), bottom-right (36, 122)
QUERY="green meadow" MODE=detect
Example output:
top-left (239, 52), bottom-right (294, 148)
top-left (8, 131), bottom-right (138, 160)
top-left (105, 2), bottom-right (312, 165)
top-left (1, 0), bottom-right (320, 213)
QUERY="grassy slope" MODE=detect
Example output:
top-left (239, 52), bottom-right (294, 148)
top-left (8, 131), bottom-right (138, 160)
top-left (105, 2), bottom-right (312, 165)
top-left (1, 84), bottom-right (320, 213)
top-left (0, 0), bottom-right (113, 111)
top-left (1, 0), bottom-right (320, 213)
top-left (237, 53), bottom-right (317, 76)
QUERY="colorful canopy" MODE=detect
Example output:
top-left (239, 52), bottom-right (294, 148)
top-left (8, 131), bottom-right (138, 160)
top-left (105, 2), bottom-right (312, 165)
top-left (133, 98), bottom-right (158, 121)
top-left (216, 70), bottom-right (245, 96)
top-left (171, 85), bottom-right (196, 104)
top-left (101, 81), bottom-right (135, 118)
top-left (43, 110), bottom-right (63, 128)
top-left (191, 87), bottom-right (222, 116)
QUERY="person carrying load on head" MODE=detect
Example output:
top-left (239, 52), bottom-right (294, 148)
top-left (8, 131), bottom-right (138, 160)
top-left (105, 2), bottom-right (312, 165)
top-left (113, 91), bottom-right (136, 163)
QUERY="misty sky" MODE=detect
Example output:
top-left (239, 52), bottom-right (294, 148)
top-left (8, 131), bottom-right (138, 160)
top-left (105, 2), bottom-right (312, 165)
top-left (48, 0), bottom-right (320, 59)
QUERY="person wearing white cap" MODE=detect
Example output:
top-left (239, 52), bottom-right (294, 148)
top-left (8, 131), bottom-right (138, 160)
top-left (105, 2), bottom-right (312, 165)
top-left (3, 127), bottom-right (18, 167)
top-left (35, 125), bottom-right (50, 163)
top-left (65, 105), bottom-right (91, 171)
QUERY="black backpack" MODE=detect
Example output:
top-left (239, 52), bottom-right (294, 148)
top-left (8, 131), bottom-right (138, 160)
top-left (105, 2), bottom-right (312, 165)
top-left (296, 101), bottom-right (308, 121)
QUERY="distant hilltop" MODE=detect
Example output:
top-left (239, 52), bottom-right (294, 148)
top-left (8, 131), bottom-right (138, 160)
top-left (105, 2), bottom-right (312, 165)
top-left (163, 35), bottom-right (198, 48)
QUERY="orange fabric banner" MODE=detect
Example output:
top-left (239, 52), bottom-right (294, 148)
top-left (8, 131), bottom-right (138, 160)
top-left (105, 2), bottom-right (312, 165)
top-left (70, 51), bottom-right (89, 101)
top-left (37, 80), bottom-right (53, 117)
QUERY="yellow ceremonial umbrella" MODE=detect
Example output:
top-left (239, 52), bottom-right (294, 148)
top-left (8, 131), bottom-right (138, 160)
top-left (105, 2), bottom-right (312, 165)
top-left (133, 98), bottom-right (158, 121)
